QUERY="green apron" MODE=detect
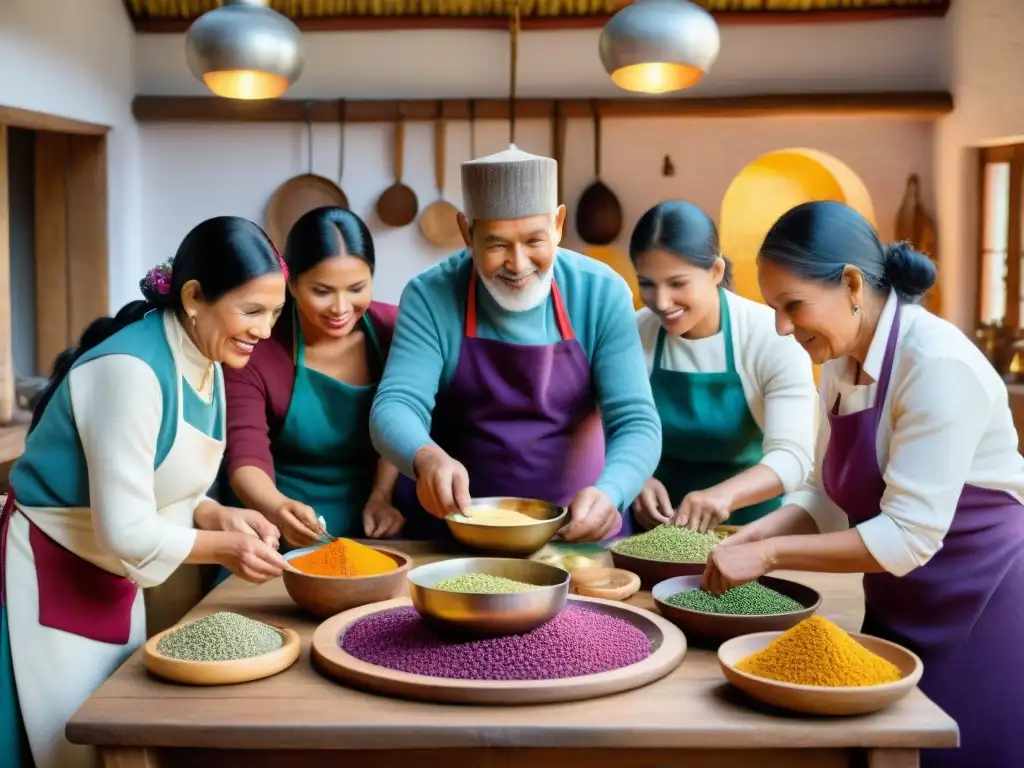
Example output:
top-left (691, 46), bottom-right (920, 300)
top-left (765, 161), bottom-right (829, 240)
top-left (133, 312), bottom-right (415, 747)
top-left (644, 286), bottom-right (781, 527)
top-left (273, 310), bottom-right (382, 538)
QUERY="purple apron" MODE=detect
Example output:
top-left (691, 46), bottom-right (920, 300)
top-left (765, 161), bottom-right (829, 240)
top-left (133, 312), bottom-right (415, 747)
top-left (395, 269), bottom-right (615, 540)
top-left (821, 303), bottom-right (1024, 767)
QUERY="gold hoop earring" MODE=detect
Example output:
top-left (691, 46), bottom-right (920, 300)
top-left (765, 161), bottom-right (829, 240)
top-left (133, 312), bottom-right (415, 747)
top-left (852, 304), bottom-right (861, 316)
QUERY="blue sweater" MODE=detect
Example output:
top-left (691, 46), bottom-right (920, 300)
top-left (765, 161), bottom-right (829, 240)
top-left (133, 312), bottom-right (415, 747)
top-left (369, 248), bottom-right (661, 510)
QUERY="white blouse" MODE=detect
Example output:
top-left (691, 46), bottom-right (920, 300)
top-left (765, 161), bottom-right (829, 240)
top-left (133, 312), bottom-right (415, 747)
top-left (23, 312), bottom-right (217, 587)
top-left (786, 290), bottom-right (1024, 577)
top-left (637, 290), bottom-right (817, 494)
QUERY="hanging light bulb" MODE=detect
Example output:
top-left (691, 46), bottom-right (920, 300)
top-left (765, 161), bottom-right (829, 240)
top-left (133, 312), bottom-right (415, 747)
top-left (599, 0), bottom-right (720, 94)
top-left (185, 0), bottom-right (305, 100)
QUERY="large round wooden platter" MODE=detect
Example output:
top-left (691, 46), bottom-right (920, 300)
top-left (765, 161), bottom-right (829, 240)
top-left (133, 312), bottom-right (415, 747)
top-left (143, 624), bottom-right (301, 686)
top-left (311, 595), bottom-right (687, 705)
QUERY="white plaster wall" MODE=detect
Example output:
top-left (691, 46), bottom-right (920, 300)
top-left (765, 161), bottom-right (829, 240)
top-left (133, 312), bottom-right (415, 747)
top-left (0, 0), bottom-right (141, 310)
top-left (935, 0), bottom-right (1024, 330)
top-left (140, 115), bottom-right (934, 304)
top-left (136, 19), bottom-right (947, 98)
top-left (136, 16), bottom-right (944, 302)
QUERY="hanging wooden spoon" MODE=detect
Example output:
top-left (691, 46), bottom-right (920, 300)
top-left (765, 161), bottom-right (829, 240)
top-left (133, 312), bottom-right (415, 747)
top-left (376, 109), bottom-right (418, 227)
top-left (419, 101), bottom-right (463, 249)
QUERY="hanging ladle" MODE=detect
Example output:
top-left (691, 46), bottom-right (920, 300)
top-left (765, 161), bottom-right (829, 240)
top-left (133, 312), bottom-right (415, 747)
top-left (575, 100), bottom-right (623, 246)
top-left (376, 107), bottom-right (419, 228)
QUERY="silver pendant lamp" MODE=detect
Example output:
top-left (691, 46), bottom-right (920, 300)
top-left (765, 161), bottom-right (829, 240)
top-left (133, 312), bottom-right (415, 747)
top-left (599, 0), bottom-right (720, 94)
top-left (185, 0), bottom-right (305, 100)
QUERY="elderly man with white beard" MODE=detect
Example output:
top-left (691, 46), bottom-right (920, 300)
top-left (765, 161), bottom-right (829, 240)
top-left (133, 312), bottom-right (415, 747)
top-left (370, 146), bottom-right (661, 542)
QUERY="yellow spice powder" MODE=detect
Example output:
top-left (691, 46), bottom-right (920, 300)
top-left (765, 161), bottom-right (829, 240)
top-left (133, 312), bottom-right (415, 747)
top-left (736, 616), bottom-right (904, 687)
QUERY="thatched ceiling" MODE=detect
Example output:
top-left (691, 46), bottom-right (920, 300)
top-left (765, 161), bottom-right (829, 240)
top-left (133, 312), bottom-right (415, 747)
top-left (124, 0), bottom-right (950, 31)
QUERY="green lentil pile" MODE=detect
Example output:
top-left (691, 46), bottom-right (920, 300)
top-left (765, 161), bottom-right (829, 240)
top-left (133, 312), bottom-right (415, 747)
top-left (156, 611), bottom-right (284, 662)
top-left (435, 573), bottom-right (542, 594)
top-left (664, 582), bottom-right (804, 616)
top-left (612, 524), bottom-right (727, 563)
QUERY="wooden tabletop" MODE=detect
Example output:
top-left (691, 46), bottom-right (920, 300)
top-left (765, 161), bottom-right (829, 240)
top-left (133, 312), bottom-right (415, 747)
top-left (67, 542), bottom-right (958, 752)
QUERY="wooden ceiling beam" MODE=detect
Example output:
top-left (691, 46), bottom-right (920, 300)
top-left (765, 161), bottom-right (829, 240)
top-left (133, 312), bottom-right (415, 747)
top-left (133, 92), bottom-right (954, 123)
top-left (129, 4), bottom-right (950, 33)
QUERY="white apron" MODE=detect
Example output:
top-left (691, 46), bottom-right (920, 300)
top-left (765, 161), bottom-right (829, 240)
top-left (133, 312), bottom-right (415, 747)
top-left (2, 344), bottom-right (225, 768)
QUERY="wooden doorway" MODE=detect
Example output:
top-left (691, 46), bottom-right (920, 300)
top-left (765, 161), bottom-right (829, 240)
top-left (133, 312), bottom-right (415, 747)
top-left (0, 105), bottom-right (110, 478)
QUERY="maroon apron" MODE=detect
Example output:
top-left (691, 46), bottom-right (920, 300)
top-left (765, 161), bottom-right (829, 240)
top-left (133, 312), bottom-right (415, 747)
top-left (395, 269), bottom-right (614, 539)
top-left (821, 303), bottom-right (1024, 767)
top-left (1, 493), bottom-right (138, 645)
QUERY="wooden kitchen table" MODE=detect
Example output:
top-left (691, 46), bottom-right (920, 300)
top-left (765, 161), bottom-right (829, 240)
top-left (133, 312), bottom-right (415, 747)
top-left (67, 542), bottom-right (958, 768)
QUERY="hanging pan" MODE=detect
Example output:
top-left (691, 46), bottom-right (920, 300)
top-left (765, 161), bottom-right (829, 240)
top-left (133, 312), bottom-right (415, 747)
top-left (419, 101), bottom-right (463, 249)
top-left (376, 108), bottom-right (419, 227)
top-left (575, 100), bottom-right (623, 246)
top-left (265, 100), bottom-right (350, 250)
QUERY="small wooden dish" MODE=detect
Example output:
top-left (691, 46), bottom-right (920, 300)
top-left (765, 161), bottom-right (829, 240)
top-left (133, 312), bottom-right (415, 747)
top-left (652, 575), bottom-right (821, 642)
top-left (283, 545), bottom-right (413, 618)
top-left (311, 595), bottom-right (687, 705)
top-left (718, 630), bottom-right (923, 716)
top-left (570, 567), bottom-right (641, 601)
top-left (143, 623), bottom-right (300, 686)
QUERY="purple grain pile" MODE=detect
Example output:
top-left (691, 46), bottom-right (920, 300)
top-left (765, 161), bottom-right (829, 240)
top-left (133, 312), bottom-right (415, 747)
top-left (341, 605), bottom-right (652, 680)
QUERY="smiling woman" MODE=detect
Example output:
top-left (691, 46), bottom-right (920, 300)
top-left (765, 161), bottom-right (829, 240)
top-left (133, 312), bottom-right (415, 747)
top-left (1, 216), bottom-right (291, 768)
top-left (704, 200), bottom-right (1024, 767)
top-left (629, 200), bottom-right (816, 534)
top-left (223, 206), bottom-right (401, 546)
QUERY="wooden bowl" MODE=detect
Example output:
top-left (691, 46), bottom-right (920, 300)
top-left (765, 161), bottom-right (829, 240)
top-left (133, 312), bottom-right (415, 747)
top-left (407, 557), bottom-right (569, 636)
top-left (446, 497), bottom-right (567, 557)
top-left (609, 525), bottom-right (734, 588)
top-left (718, 631), bottom-right (923, 716)
top-left (143, 623), bottom-right (300, 686)
top-left (651, 575), bottom-right (821, 642)
top-left (570, 567), bottom-right (641, 601)
top-left (283, 545), bottom-right (412, 618)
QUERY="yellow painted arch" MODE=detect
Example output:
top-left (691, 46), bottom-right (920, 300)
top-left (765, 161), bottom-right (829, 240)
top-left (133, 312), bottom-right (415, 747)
top-left (719, 148), bottom-right (875, 386)
top-left (585, 245), bottom-right (644, 310)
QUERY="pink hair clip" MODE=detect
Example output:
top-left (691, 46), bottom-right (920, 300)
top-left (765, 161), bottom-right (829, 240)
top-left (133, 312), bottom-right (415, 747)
top-left (271, 242), bottom-right (289, 280)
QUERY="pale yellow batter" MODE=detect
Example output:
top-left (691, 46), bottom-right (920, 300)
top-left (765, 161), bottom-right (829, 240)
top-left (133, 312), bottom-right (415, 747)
top-left (452, 506), bottom-right (540, 526)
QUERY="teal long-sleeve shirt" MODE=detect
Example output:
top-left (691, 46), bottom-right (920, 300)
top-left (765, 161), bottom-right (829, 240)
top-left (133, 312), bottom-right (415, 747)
top-left (369, 248), bottom-right (662, 510)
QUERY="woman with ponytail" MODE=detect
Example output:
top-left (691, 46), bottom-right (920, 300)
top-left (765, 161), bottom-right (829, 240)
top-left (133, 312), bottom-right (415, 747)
top-left (223, 207), bottom-right (401, 546)
top-left (1, 216), bottom-right (291, 768)
top-left (628, 201), bottom-right (816, 533)
top-left (704, 200), bottom-right (1024, 767)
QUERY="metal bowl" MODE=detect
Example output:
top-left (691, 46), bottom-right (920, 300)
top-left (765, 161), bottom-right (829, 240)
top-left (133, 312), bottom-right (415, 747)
top-left (282, 544), bottom-right (412, 618)
top-left (407, 557), bottom-right (570, 636)
top-left (445, 497), bottom-right (568, 557)
top-left (651, 575), bottom-right (821, 644)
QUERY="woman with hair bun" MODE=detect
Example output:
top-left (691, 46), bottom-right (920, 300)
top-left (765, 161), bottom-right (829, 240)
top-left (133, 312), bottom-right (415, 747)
top-left (629, 201), bottom-right (816, 533)
top-left (224, 207), bottom-right (400, 546)
top-left (0, 216), bottom-right (291, 768)
top-left (704, 200), bottom-right (1024, 767)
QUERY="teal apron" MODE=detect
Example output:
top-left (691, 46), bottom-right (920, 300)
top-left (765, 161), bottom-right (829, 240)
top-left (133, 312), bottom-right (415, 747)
top-left (273, 310), bottom-right (382, 539)
top-left (643, 286), bottom-right (781, 528)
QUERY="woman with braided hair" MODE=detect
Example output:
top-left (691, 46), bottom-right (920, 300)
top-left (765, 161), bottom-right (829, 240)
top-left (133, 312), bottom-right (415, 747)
top-left (1, 216), bottom-right (291, 768)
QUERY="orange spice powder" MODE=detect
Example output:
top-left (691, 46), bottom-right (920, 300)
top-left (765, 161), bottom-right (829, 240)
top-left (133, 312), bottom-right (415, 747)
top-left (291, 538), bottom-right (398, 578)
